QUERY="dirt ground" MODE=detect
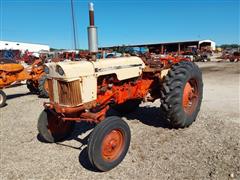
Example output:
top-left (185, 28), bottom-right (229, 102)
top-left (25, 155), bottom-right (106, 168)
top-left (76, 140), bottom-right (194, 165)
top-left (0, 62), bottom-right (239, 180)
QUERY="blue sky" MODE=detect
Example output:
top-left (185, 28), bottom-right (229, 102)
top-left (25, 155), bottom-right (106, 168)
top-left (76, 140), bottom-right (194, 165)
top-left (0, 0), bottom-right (239, 49)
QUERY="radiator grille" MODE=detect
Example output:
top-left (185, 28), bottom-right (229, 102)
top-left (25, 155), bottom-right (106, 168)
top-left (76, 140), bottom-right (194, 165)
top-left (57, 80), bottom-right (82, 106)
top-left (47, 79), bottom-right (54, 102)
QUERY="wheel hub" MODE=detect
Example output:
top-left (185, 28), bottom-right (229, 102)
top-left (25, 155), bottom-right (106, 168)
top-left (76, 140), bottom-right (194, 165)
top-left (182, 81), bottom-right (198, 114)
top-left (101, 129), bottom-right (124, 161)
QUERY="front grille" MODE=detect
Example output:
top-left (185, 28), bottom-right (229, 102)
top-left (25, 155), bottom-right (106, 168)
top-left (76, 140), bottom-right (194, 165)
top-left (47, 79), bottom-right (54, 102)
top-left (57, 80), bottom-right (82, 106)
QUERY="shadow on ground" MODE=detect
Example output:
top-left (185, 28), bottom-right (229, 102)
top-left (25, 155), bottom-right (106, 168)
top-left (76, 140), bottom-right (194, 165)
top-left (7, 92), bottom-right (32, 100)
top-left (79, 147), bottom-right (100, 172)
top-left (37, 105), bottom-right (170, 172)
top-left (126, 106), bottom-right (171, 128)
top-left (37, 121), bottom-right (98, 171)
top-left (37, 121), bottom-right (95, 145)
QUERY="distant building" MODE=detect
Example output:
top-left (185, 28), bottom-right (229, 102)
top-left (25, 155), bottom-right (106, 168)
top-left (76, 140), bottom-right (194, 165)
top-left (101, 39), bottom-right (216, 53)
top-left (0, 40), bottom-right (50, 52)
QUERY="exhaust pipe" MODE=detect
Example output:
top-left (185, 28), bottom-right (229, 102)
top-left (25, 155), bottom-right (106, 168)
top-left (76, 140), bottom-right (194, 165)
top-left (88, 2), bottom-right (98, 54)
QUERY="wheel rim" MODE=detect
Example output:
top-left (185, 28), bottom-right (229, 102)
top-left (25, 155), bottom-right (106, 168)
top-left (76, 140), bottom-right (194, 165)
top-left (101, 129), bottom-right (124, 162)
top-left (182, 80), bottom-right (199, 114)
top-left (46, 111), bottom-right (72, 138)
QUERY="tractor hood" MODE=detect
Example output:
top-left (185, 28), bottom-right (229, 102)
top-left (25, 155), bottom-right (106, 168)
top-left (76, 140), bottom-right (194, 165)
top-left (93, 57), bottom-right (145, 80)
top-left (45, 61), bottom-right (95, 81)
top-left (45, 56), bottom-right (145, 81)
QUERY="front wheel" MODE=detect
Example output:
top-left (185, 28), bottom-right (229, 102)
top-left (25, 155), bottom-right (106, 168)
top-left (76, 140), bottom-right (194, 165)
top-left (160, 61), bottom-right (203, 128)
top-left (37, 109), bottom-right (75, 143)
top-left (0, 90), bottom-right (7, 108)
top-left (87, 116), bottom-right (131, 171)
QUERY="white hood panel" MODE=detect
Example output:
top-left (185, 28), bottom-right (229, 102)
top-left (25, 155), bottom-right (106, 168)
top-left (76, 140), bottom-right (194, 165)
top-left (46, 61), bottom-right (95, 81)
top-left (46, 56), bottom-right (145, 81)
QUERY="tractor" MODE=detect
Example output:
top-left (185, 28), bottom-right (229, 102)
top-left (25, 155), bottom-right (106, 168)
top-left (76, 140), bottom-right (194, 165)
top-left (37, 2), bottom-right (203, 171)
top-left (0, 59), bottom-right (48, 107)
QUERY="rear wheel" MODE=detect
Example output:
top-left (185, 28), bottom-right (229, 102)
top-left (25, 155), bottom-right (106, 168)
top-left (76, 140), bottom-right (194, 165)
top-left (38, 75), bottom-right (49, 98)
top-left (160, 61), bottom-right (203, 128)
top-left (26, 80), bottom-right (39, 94)
top-left (87, 116), bottom-right (131, 171)
top-left (37, 109), bottom-right (75, 143)
top-left (0, 90), bottom-right (7, 108)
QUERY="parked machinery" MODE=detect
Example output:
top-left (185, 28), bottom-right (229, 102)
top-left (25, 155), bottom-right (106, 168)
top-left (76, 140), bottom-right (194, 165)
top-left (218, 51), bottom-right (240, 62)
top-left (37, 2), bottom-right (203, 171)
top-left (0, 59), bottom-right (48, 107)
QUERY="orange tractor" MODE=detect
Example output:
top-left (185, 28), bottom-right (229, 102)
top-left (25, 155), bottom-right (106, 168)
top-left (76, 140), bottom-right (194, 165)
top-left (0, 59), bottom-right (48, 107)
top-left (39, 54), bottom-right (203, 172)
top-left (37, 3), bottom-right (203, 171)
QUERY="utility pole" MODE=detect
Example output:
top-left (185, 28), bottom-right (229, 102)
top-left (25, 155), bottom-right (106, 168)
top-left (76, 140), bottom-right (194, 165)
top-left (71, 0), bottom-right (77, 50)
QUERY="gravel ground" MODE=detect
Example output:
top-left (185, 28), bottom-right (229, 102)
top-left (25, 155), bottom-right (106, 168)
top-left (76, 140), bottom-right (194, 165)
top-left (0, 62), bottom-right (239, 180)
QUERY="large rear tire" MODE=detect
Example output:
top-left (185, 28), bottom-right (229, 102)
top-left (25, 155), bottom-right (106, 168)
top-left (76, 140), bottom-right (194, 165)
top-left (160, 61), bottom-right (203, 128)
top-left (0, 90), bottom-right (7, 108)
top-left (37, 109), bottom-right (75, 143)
top-left (38, 75), bottom-right (49, 98)
top-left (87, 116), bottom-right (131, 171)
top-left (26, 80), bottom-right (39, 94)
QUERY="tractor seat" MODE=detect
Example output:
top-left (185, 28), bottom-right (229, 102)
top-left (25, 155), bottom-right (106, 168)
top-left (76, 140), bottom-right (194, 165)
top-left (0, 63), bottom-right (24, 72)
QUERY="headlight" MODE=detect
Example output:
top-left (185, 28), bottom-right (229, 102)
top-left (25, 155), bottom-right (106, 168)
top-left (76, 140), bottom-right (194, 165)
top-left (56, 65), bottom-right (64, 76)
top-left (44, 66), bottom-right (49, 74)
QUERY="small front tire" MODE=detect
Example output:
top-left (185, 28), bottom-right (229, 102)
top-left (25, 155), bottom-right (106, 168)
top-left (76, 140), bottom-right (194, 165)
top-left (87, 116), bottom-right (131, 171)
top-left (37, 109), bottom-right (75, 143)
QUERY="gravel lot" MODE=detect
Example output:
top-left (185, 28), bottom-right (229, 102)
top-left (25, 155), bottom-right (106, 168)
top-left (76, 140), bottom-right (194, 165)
top-left (0, 62), bottom-right (239, 180)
